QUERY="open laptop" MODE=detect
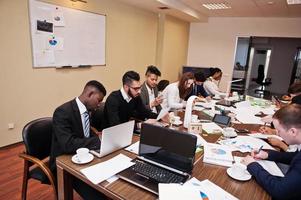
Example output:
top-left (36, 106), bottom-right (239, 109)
top-left (118, 123), bottom-right (197, 195)
top-left (90, 120), bottom-right (135, 158)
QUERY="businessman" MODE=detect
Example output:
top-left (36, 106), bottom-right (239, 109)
top-left (103, 70), bottom-right (157, 128)
top-left (140, 65), bottom-right (162, 113)
top-left (242, 104), bottom-right (301, 200)
top-left (50, 80), bottom-right (107, 199)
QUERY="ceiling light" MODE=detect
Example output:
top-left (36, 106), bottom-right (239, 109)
top-left (287, 0), bottom-right (301, 4)
top-left (202, 3), bottom-right (231, 10)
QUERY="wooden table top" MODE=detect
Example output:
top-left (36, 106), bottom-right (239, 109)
top-left (56, 112), bottom-right (271, 200)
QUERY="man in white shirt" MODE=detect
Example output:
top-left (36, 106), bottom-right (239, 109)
top-left (140, 65), bottom-right (162, 113)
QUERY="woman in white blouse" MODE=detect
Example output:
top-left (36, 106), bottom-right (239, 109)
top-left (203, 68), bottom-right (223, 96)
top-left (161, 72), bottom-right (194, 110)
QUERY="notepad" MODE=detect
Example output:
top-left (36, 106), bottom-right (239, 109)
top-left (203, 143), bottom-right (233, 167)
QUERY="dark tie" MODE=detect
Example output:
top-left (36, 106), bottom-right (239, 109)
top-left (83, 111), bottom-right (90, 138)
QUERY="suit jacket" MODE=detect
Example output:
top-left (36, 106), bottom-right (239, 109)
top-left (185, 83), bottom-right (209, 100)
top-left (49, 99), bottom-right (100, 173)
top-left (247, 150), bottom-right (301, 200)
top-left (140, 82), bottom-right (162, 113)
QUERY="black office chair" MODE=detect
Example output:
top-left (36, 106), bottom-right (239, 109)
top-left (254, 64), bottom-right (271, 95)
top-left (19, 117), bottom-right (57, 200)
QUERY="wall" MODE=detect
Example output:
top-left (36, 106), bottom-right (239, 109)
top-left (187, 17), bottom-right (301, 91)
top-left (0, 0), bottom-right (190, 147)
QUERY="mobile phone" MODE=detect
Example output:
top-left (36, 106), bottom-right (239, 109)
top-left (235, 129), bottom-right (249, 133)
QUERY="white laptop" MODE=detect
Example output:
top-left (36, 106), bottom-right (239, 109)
top-left (90, 120), bottom-right (135, 158)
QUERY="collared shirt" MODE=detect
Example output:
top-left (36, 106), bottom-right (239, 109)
top-left (120, 87), bottom-right (132, 103)
top-left (145, 83), bottom-right (157, 113)
top-left (75, 97), bottom-right (89, 136)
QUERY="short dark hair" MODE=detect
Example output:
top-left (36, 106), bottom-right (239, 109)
top-left (157, 80), bottom-right (169, 92)
top-left (145, 65), bottom-right (161, 77)
top-left (122, 71), bottom-right (140, 85)
top-left (288, 81), bottom-right (301, 95)
top-left (273, 104), bottom-right (301, 130)
top-left (85, 80), bottom-right (106, 96)
top-left (209, 67), bottom-right (222, 76)
top-left (194, 71), bottom-right (206, 82)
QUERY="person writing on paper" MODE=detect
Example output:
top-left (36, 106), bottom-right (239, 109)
top-left (49, 80), bottom-right (107, 199)
top-left (140, 65), bottom-right (162, 114)
top-left (161, 72), bottom-right (194, 110)
top-left (241, 104), bottom-right (301, 200)
top-left (185, 71), bottom-right (211, 101)
top-left (203, 67), bottom-right (224, 96)
top-left (103, 71), bottom-right (158, 128)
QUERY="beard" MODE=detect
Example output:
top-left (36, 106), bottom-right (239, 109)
top-left (128, 88), bottom-right (135, 98)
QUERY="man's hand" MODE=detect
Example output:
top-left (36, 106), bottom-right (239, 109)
top-left (250, 150), bottom-right (269, 160)
top-left (151, 96), bottom-right (163, 108)
top-left (259, 126), bottom-right (276, 135)
top-left (241, 155), bottom-right (256, 166)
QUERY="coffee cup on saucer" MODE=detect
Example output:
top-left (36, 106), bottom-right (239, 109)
top-left (76, 148), bottom-right (89, 161)
top-left (223, 127), bottom-right (237, 138)
top-left (173, 116), bottom-right (181, 123)
top-left (231, 163), bottom-right (247, 177)
top-left (191, 114), bottom-right (199, 123)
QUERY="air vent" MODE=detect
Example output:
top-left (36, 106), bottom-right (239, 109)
top-left (158, 6), bottom-right (170, 10)
top-left (202, 3), bottom-right (231, 10)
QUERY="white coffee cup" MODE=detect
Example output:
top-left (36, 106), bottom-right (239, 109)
top-left (173, 116), bottom-right (181, 123)
top-left (223, 127), bottom-right (237, 138)
top-left (191, 114), bottom-right (198, 122)
top-left (231, 163), bottom-right (247, 177)
top-left (232, 91), bottom-right (238, 97)
top-left (76, 148), bottom-right (89, 161)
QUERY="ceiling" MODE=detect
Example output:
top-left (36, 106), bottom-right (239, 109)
top-left (117, 0), bottom-right (301, 22)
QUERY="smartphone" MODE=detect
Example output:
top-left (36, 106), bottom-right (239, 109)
top-left (235, 129), bottom-right (249, 134)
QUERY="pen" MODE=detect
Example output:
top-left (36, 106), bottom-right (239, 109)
top-left (257, 145), bottom-right (263, 154)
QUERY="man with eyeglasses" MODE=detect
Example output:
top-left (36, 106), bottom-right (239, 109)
top-left (103, 70), bottom-right (158, 128)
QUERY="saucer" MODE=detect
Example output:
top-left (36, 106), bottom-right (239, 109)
top-left (172, 120), bottom-right (183, 126)
top-left (227, 167), bottom-right (251, 181)
top-left (71, 153), bottom-right (94, 164)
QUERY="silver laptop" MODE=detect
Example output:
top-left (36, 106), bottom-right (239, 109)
top-left (90, 120), bottom-right (135, 157)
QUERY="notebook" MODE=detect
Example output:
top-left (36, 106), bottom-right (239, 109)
top-left (118, 123), bottom-right (197, 194)
top-left (90, 120), bottom-right (134, 158)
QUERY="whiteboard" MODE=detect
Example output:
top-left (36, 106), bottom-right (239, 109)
top-left (29, 0), bottom-right (106, 68)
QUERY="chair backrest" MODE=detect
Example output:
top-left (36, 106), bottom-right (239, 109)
top-left (256, 64), bottom-right (265, 84)
top-left (22, 117), bottom-right (53, 161)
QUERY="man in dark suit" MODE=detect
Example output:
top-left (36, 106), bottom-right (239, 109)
top-left (242, 104), bottom-right (301, 200)
top-left (140, 65), bottom-right (162, 114)
top-left (103, 71), bottom-right (157, 128)
top-left (50, 80), bottom-right (107, 199)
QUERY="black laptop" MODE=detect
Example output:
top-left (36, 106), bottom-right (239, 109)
top-left (118, 123), bottom-right (197, 195)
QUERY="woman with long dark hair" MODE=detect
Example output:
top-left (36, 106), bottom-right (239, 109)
top-left (203, 67), bottom-right (223, 96)
top-left (161, 72), bottom-right (194, 110)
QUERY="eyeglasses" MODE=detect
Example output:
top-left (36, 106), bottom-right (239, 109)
top-left (128, 85), bottom-right (141, 91)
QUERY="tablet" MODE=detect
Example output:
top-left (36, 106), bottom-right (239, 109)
top-left (212, 114), bottom-right (231, 127)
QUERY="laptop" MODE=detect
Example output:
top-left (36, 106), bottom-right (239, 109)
top-left (118, 123), bottom-right (197, 194)
top-left (90, 120), bottom-right (135, 158)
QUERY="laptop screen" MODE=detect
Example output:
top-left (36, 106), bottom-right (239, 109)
top-left (139, 123), bottom-right (197, 173)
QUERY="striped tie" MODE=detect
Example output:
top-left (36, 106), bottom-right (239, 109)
top-left (83, 111), bottom-right (90, 138)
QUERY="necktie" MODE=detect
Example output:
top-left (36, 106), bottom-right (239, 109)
top-left (83, 111), bottom-right (90, 138)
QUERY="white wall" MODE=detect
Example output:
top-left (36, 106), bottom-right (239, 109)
top-left (187, 17), bottom-right (301, 91)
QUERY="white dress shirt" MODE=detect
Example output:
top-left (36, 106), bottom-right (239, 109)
top-left (120, 87), bottom-right (132, 103)
top-left (146, 84), bottom-right (157, 113)
top-left (203, 77), bottom-right (222, 96)
top-left (161, 82), bottom-right (185, 110)
top-left (75, 97), bottom-right (89, 135)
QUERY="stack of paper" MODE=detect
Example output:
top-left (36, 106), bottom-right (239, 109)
top-left (80, 154), bottom-right (134, 184)
top-left (248, 133), bottom-right (283, 141)
top-left (159, 183), bottom-right (201, 200)
top-left (125, 141), bottom-right (140, 154)
top-left (203, 143), bottom-right (233, 167)
top-left (202, 122), bottom-right (223, 134)
top-left (183, 177), bottom-right (239, 200)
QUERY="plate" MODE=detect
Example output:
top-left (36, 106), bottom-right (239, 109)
top-left (172, 120), bottom-right (183, 126)
top-left (227, 167), bottom-right (251, 181)
top-left (71, 153), bottom-right (94, 164)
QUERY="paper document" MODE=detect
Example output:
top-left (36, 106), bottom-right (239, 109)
top-left (184, 177), bottom-right (239, 200)
top-left (248, 133), bottom-right (283, 141)
top-left (234, 156), bottom-right (284, 177)
top-left (202, 122), bottom-right (223, 134)
top-left (125, 141), bottom-right (139, 155)
top-left (156, 107), bottom-right (169, 121)
top-left (219, 136), bottom-right (274, 153)
top-left (159, 183), bottom-right (200, 200)
top-left (203, 143), bottom-right (233, 167)
top-left (80, 154), bottom-right (134, 184)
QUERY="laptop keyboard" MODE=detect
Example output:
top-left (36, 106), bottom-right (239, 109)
top-left (132, 160), bottom-right (186, 183)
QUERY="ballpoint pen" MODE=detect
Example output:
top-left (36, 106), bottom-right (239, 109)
top-left (257, 145), bottom-right (263, 154)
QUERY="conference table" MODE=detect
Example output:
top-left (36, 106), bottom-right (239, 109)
top-left (56, 110), bottom-right (271, 200)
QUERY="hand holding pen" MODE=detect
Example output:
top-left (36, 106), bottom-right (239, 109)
top-left (251, 145), bottom-right (268, 160)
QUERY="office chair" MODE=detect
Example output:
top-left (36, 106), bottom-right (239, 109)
top-left (254, 64), bottom-right (271, 95)
top-left (19, 117), bottom-right (57, 200)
